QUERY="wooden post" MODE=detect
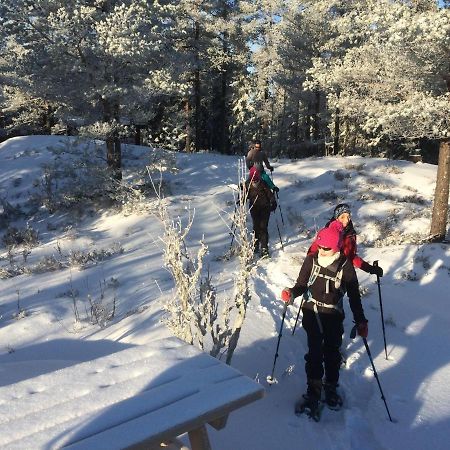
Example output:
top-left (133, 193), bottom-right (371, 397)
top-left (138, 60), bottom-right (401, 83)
top-left (188, 426), bottom-right (212, 450)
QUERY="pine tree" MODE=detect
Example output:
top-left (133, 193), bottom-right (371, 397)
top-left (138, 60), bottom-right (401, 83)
top-left (2, 0), bottom-right (182, 177)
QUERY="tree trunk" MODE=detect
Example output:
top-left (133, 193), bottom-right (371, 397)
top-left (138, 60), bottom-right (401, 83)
top-left (106, 136), bottom-right (122, 181)
top-left (333, 106), bottom-right (340, 155)
top-left (277, 89), bottom-right (287, 156)
top-left (304, 103), bottom-right (311, 141)
top-left (103, 99), bottom-right (122, 180)
top-left (292, 99), bottom-right (300, 149)
top-left (43, 104), bottom-right (56, 134)
top-left (134, 124), bottom-right (143, 146)
top-left (430, 139), bottom-right (450, 240)
top-left (218, 57), bottom-right (230, 154)
top-left (184, 98), bottom-right (192, 152)
top-left (193, 20), bottom-right (201, 151)
top-left (215, 1), bottom-right (231, 154)
top-left (312, 90), bottom-right (321, 142)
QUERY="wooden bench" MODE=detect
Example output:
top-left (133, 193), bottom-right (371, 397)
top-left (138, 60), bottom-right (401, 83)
top-left (0, 337), bottom-right (264, 450)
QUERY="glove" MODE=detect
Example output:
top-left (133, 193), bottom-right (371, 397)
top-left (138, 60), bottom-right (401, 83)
top-left (270, 167), bottom-right (274, 172)
top-left (370, 264), bottom-right (383, 277)
top-left (273, 186), bottom-right (279, 193)
top-left (281, 288), bottom-right (293, 304)
top-left (357, 321), bottom-right (368, 338)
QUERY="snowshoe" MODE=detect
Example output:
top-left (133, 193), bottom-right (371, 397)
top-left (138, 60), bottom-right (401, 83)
top-left (324, 383), bottom-right (343, 411)
top-left (295, 394), bottom-right (323, 422)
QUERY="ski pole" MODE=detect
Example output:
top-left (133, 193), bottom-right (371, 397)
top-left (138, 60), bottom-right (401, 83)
top-left (275, 192), bottom-right (285, 227)
top-left (291, 295), bottom-right (305, 335)
top-left (274, 216), bottom-right (284, 251)
top-left (270, 171), bottom-right (285, 227)
top-left (267, 302), bottom-right (288, 385)
top-left (374, 260), bottom-right (388, 360)
top-left (350, 325), bottom-right (393, 422)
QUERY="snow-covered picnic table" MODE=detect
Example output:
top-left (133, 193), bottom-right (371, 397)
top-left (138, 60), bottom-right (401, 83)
top-left (0, 337), bottom-right (265, 450)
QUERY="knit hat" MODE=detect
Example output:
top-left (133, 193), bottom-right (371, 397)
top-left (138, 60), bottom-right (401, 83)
top-left (333, 203), bottom-right (351, 219)
top-left (316, 220), bottom-right (343, 253)
top-left (249, 166), bottom-right (260, 182)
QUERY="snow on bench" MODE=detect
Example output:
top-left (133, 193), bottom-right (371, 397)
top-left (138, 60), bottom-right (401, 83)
top-left (0, 337), bottom-right (265, 450)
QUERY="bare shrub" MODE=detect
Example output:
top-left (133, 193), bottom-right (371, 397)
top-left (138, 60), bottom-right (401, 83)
top-left (2, 225), bottom-right (39, 248)
top-left (381, 165), bottom-right (404, 175)
top-left (12, 289), bottom-right (27, 320)
top-left (372, 230), bottom-right (425, 247)
top-left (334, 170), bottom-right (351, 181)
top-left (28, 138), bottom-right (160, 216)
top-left (344, 163), bottom-right (365, 172)
top-left (398, 195), bottom-right (427, 205)
top-left (27, 255), bottom-right (63, 274)
top-left (152, 160), bottom-right (255, 365)
top-left (67, 243), bottom-right (124, 269)
top-left (87, 278), bottom-right (118, 328)
top-left (0, 265), bottom-right (25, 279)
top-left (305, 191), bottom-right (342, 203)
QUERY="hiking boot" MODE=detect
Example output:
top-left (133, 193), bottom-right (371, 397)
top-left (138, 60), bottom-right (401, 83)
top-left (307, 378), bottom-right (322, 398)
top-left (295, 391), bottom-right (323, 421)
top-left (295, 378), bottom-right (322, 418)
top-left (324, 382), bottom-right (343, 410)
top-left (260, 247), bottom-right (269, 258)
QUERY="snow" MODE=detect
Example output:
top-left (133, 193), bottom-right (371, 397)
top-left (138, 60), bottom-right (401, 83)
top-left (1, 135), bottom-right (450, 450)
top-left (0, 337), bottom-right (262, 450)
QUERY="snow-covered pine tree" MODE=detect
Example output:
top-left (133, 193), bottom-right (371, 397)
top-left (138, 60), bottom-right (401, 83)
top-left (1, 0), bottom-right (183, 177)
top-left (305, 0), bottom-right (449, 238)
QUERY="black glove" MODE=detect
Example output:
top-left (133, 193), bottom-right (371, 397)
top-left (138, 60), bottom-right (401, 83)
top-left (273, 186), bottom-right (279, 193)
top-left (270, 167), bottom-right (274, 173)
top-left (370, 264), bottom-right (383, 277)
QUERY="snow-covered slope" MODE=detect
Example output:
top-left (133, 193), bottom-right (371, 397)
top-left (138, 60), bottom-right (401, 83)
top-left (1, 136), bottom-right (449, 450)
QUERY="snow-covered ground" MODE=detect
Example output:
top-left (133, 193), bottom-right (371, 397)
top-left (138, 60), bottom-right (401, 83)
top-left (1, 135), bottom-right (449, 450)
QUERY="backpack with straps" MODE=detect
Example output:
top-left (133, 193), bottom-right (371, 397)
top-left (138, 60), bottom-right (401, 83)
top-left (304, 255), bottom-right (348, 313)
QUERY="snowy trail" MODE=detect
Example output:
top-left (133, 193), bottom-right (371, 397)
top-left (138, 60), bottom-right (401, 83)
top-left (247, 243), bottom-right (391, 450)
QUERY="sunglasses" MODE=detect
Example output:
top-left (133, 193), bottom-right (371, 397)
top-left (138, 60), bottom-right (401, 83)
top-left (318, 246), bottom-right (331, 251)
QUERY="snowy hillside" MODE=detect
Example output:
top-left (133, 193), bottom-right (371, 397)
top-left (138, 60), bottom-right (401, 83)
top-left (1, 136), bottom-right (449, 450)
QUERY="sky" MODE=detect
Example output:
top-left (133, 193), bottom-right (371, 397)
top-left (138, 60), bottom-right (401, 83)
top-left (0, 135), bottom-right (449, 449)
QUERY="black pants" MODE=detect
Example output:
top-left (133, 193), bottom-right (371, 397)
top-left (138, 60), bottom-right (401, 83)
top-left (250, 206), bottom-right (270, 251)
top-left (302, 308), bottom-right (343, 384)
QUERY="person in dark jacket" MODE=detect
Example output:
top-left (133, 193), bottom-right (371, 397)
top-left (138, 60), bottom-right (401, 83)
top-left (245, 169), bottom-right (277, 257)
top-left (246, 141), bottom-right (278, 192)
top-left (246, 140), bottom-right (273, 172)
top-left (308, 203), bottom-right (383, 277)
top-left (281, 220), bottom-right (368, 420)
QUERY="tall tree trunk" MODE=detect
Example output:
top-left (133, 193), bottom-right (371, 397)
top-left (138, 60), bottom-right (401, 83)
top-left (134, 124), bottom-right (143, 146)
top-left (312, 90), bottom-right (321, 142)
top-left (304, 102), bottom-right (311, 141)
top-left (277, 88), bottom-right (287, 156)
top-left (292, 99), bottom-right (300, 151)
top-left (333, 106), bottom-right (340, 155)
top-left (184, 98), bottom-right (192, 152)
top-left (193, 20), bottom-right (201, 151)
top-left (103, 99), bottom-right (122, 180)
top-left (43, 104), bottom-right (56, 134)
top-left (218, 53), bottom-right (230, 153)
top-left (430, 139), bottom-right (450, 240)
top-left (213, 1), bottom-right (231, 154)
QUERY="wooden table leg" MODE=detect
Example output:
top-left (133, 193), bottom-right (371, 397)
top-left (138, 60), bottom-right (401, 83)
top-left (188, 425), bottom-right (212, 450)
